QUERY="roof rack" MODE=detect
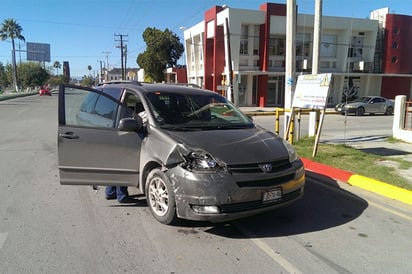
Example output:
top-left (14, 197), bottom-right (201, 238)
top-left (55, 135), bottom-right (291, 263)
top-left (97, 80), bottom-right (142, 86)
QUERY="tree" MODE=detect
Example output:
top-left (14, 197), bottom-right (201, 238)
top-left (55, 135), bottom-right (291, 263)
top-left (53, 61), bottom-right (61, 75)
top-left (81, 75), bottom-right (95, 87)
top-left (0, 62), bottom-right (9, 90)
top-left (0, 18), bottom-right (25, 91)
top-left (18, 62), bottom-right (49, 87)
top-left (87, 65), bottom-right (92, 76)
top-left (136, 27), bottom-right (184, 82)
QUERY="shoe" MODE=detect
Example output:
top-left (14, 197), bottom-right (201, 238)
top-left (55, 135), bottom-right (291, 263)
top-left (105, 195), bottom-right (116, 200)
top-left (118, 196), bottom-right (137, 204)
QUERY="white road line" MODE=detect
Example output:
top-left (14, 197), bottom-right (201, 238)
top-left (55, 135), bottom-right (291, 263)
top-left (235, 223), bottom-right (302, 274)
top-left (0, 232), bottom-right (8, 249)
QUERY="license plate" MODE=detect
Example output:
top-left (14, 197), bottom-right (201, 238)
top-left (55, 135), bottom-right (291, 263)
top-left (263, 188), bottom-right (282, 202)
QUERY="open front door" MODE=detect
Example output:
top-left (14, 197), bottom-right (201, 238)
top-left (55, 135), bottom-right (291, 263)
top-left (57, 84), bottom-right (141, 187)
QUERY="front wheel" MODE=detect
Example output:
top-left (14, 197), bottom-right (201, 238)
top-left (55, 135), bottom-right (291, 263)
top-left (145, 168), bottom-right (177, 225)
top-left (355, 107), bottom-right (365, 116)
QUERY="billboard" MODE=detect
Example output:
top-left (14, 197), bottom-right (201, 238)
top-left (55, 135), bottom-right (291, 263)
top-left (26, 42), bottom-right (51, 62)
top-left (292, 73), bottom-right (332, 109)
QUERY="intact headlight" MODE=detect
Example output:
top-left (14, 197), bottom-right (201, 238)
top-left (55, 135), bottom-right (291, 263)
top-left (182, 150), bottom-right (226, 173)
top-left (282, 139), bottom-right (298, 163)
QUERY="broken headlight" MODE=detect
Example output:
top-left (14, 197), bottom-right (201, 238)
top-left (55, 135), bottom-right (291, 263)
top-left (182, 151), bottom-right (226, 172)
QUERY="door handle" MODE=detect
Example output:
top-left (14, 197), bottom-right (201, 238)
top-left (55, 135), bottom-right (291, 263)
top-left (59, 132), bottom-right (79, 139)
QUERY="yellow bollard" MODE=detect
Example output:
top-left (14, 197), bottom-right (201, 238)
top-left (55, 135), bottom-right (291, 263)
top-left (289, 113), bottom-right (294, 144)
top-left (275, 109), bottom-right (280, 135)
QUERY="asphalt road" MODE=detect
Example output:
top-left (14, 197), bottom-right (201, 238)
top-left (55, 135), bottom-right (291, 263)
top-left (0, 94), bottom-right (411, 273)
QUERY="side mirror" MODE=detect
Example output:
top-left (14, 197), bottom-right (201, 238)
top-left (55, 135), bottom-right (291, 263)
top-left (118, 117), bottom-right (143, 132)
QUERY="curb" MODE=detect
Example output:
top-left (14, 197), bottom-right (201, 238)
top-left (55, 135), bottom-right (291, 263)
top-left (0, 92), bottom-right (38, 101)
top-left (301, 158), bottom-right (412, 206)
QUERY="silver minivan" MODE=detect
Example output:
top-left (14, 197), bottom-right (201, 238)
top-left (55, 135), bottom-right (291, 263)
top-left (58, 82), bottom-right (305, 224)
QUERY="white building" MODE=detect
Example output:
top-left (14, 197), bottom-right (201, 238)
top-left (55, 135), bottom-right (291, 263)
top-left (182, 3), bottom-right (412, 107)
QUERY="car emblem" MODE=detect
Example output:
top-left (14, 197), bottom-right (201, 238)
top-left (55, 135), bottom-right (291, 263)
top-left (259, 163), bottom-right (273, 173)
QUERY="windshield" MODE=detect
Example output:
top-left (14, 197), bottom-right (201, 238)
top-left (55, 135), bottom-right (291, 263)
top-left (146, 91), bottom-right (254, 130)
top-left (352, 96), bottom-right (371, 103)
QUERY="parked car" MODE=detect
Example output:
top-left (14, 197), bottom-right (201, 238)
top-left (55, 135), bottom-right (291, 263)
top-left (334, 96), bottom-right (394, 116)
top-left (57, 81), bottom-right (305, 225)
top-left (39, 86), bottom-right (51, 96)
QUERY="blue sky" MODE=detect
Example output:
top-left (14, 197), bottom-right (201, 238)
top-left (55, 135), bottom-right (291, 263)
top-left (1, 0), bottom-right (410, 78)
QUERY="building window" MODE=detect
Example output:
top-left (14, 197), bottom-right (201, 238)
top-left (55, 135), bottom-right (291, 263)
top-left (253, 25), bottom-right (260, 55)
top-left (393, 26), bottom-right (399, 35)
top-left (296, 33), bottom-right (310, 57)
top-left (321, 34), bottom-right (337, 57)
top-left (269, 35), bottom-right (285, 56)
top-left (348, 36), bottom-right (364, 60)
top-left (240, 25), bottom-right (248, 55)
top-left (391, 56), bottom-right (398, 63)
top-left (240, 25), bottom-right (249, 55)
top-left (392, 41), bottom-right (399, 49)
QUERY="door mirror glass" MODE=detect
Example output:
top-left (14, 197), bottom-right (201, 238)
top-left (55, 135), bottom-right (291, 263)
top-left (118, 117), bottom-right (143, 132)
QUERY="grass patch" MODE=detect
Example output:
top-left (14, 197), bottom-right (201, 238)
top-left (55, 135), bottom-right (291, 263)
top-left (294, 137), bottom-right (412, 191)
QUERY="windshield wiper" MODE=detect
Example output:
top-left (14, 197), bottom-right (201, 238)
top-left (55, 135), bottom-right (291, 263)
top-left (160, 125), bottom-right (202, 131)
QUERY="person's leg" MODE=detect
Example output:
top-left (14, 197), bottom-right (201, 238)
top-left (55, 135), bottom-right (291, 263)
top-left (105, 186), bottom-right (116, 200)
top-left (116, 186), bottom-right (129, 202)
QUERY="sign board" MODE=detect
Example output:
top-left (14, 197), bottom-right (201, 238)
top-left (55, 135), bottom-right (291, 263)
top-left (217, 85), bottom-right (227, 91)
top-left (26, 42), bottom-right (51, 62)
top-left (292, 73), bottom-right (332, 109)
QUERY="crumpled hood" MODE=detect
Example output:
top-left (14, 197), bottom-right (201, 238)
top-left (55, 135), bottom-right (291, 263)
top-left (166, 126), bottom-right (289, 165)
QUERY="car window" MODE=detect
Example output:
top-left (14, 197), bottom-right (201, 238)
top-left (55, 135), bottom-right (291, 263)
top-left (63, 86), bottom-right (126, 129)
top-left (94, 95), bottom-right (116, 120)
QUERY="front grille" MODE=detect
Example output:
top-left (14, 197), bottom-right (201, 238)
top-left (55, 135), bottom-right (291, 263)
top-left (228, 159), bottom-right (291, 174)
top-left (219, 189), bottom-right (302, 213)
top-left (236, 173), bottom-right (295, 188)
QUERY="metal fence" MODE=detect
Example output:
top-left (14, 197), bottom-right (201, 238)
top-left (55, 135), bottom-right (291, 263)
top-left (404, 101), bottom-right (412, 131)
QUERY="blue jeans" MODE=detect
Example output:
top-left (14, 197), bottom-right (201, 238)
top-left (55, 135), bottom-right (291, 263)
top-left (105, 186), bottom-right (129, 202)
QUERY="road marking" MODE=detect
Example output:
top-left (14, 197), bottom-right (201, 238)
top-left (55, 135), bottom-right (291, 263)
top-left (0, 232), bottom-right (8, 249)
top-left (235, 223), bottom-right (302, 274)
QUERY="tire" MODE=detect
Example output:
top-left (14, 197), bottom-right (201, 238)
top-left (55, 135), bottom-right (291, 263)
top-left (355, 107), bottom-right (365, 116)
top-left (385, 106), bottom-right (393, 115)
top-left (145, 168), bottom-right (177, 225)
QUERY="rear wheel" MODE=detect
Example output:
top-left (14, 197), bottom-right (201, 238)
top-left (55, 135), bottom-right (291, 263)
top-left (355, 107), bottom-right (365, 116)
top-left (145, 168), bottom-right (177, 225)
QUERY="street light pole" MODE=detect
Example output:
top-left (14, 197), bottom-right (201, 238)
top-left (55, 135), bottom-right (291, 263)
top-left (284, 0), bottom-right (297, 138)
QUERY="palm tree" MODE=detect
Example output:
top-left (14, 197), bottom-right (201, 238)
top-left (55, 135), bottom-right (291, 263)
top-left (0, 18), bottom-right (25, 91)
top-left (87, 65), bottom-right (92, 76)
top-left (53, 61), bottom-right (61, 75)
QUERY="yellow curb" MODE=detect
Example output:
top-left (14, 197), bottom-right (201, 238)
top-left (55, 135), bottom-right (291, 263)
top-left (348, 175), bottom-right (412, 206)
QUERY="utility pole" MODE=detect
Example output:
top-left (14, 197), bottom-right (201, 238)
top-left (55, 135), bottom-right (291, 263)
top-left (114, 34), bottom-right (128, 80)
top-left (284, 0), bottom-right (297, 138)
top-left (312, 0), bottom-right (322, 74)
top-left (224, 18), bottom-right (234, 103)
top-left (102, 51), bottom-right (111, 70)
top-left (97, 60), bottom-right (104, 83)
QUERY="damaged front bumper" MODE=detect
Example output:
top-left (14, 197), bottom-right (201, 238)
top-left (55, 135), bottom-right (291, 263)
top-left (167, 159), bottom-right (305, 222)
